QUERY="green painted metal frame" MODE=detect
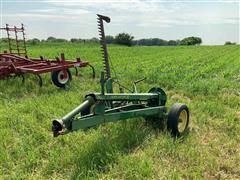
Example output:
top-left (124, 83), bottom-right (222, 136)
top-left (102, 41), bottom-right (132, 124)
top-left (72, 106), bottom-right (167, 131)
top-left (52, 84), bottom-right (168, 136)
top-left (51, 14), bottom-right (168, 137)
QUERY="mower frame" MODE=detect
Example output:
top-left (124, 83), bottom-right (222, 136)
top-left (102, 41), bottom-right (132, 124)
top-left (52, 14), bottom-right (190, 137)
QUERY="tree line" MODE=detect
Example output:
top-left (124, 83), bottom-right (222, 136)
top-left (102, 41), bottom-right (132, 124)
top-left (0, 32), bottom-right (237, 46)
top-left (106, 33), bottom-right (202, 46)
top-left (27, 36), bottom-right (99, 45)
top-left (107, 33), bottom-right (203, 46)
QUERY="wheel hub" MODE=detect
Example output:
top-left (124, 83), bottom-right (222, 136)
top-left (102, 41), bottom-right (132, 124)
top-left (58, 71), bottom-right (69, 84)
top-left (178, 109), bottom-right (188, 133)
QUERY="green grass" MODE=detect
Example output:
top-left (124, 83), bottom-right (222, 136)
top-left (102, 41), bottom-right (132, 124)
top-left (0, 44), bottom-right (240, 179)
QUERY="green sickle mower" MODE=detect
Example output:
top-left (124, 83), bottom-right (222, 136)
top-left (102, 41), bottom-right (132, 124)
top-left (52, 14), bottom-right (190, 137)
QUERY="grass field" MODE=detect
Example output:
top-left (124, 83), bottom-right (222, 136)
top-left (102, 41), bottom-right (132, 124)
top-left (0, 44), bottom-right (239, 179)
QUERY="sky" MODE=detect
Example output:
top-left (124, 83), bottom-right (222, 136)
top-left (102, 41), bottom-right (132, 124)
top-left (0, 0), bottom-right (239, 45)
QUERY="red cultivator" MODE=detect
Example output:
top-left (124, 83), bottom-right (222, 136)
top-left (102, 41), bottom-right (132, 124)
top-left (0, 24), bottom-right (95, 88)
top-left (0, 52), bottom-right (95, 87)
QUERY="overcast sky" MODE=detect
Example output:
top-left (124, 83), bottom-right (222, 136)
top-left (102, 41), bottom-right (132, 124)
top-left (0, 0), bottom-right (239, 45)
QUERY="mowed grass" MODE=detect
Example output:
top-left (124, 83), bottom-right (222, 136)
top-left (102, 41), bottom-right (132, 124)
top-left (0, 44), bottom-right (239, 179)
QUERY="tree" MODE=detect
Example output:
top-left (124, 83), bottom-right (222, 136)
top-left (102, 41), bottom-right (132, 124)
top-left (156, 39), bottom-right (168, 46)
top-left (180, 37), bottom-right (202, 45)
top-left (27, 38), bottom-right (40, 45)
top-left (134, 38), bottom-right (169, 46)
top-left (168, 40), bottom-right (179, 46)
top-left (105, 35), bottom-right (115, 44)
top-left (54, 38), bottom-right (68, 43)
top-left (90, 37), bottom-right (99, 43)
top-left (70, 38), bottom-right (78, 43)
top-left (46, 36), bottom-right (56, 42)
top-left (137, 39), bottom-right (152, 46)
top-left (115, 33), bottom-right (134, 46)
top-left (46, 37), bottom-right (67, 43)
top-left (150, 38), bottom-right (167, 46)
top-left (224, 41), bottom-right (236, 45)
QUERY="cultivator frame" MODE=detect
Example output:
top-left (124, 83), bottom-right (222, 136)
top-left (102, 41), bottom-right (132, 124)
top-left (0, 24), bottom-right (27, 56)
top-left (0, 24), bottom-right (95, 88)
top-left (52, 14), bottom-right (190, 137)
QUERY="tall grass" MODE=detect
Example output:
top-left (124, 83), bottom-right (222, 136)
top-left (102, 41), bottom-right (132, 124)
top-left (0, 44), bottom-right (239, 179)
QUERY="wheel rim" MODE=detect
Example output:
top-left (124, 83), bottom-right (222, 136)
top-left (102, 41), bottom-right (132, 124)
top-left (178, 109), bottom-right (188, 133)
top-left (57, 71), bottom-right (69, 84)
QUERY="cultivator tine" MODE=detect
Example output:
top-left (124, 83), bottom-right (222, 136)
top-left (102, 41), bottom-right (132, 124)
top-left (19, 74), bottom-right (42, 87)
top-left (88, 64), bottom-right (96, 79)
top-left (97, 14), bottom-right (111, 80)
top-left (21, 24), bottom-right (27, 56)
top-left (21, 74), bottom-right (25, 83)
top-left (75, 67), bottom-right (79, 76)
top-left (36, 74), bottom-right (43, 87)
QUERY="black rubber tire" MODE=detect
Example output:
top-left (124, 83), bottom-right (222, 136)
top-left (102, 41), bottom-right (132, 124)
top-left (51, 69), bottom-right (72, 88)
top-left (167, 103), bottom-right (189, 137)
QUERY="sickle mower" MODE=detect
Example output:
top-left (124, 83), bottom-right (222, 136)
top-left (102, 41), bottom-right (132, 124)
top-left (0, 24), bottom-right (95, 88)
top-left (52, 14), bottom-right (190, 137)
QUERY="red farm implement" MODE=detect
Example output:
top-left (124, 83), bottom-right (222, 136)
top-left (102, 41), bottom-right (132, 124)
top-left (0, 24), bottom-right (95, 88)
